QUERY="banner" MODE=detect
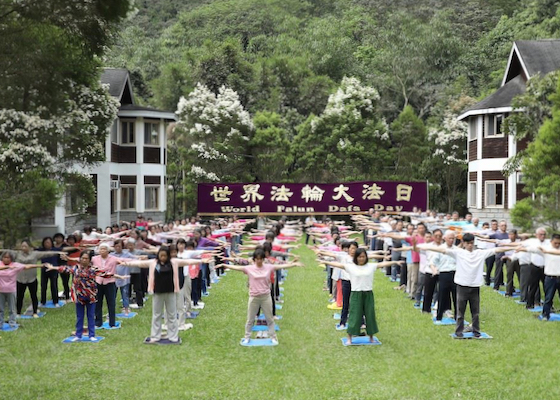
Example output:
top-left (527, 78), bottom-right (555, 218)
top-left (198, 181), bottom-right (428, 215)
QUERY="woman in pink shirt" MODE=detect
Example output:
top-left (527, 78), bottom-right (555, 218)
top-left (0, 252), bottom-right (44, 329)
top-left (227, 248), bottom-right (302, 345)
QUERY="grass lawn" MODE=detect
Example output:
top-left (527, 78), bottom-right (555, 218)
top-left (2, 242), bottom-right (560, 400)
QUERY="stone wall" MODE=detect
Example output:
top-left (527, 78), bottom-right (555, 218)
top-left (468, 208), bottom-right (514, 227)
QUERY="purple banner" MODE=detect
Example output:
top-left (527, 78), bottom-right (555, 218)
top-left (198, 181), bottom-right (428, 215)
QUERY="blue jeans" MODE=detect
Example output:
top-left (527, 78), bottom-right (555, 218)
top-left (543, 276), bottom-right (560, 318)
top-left (76, 302), bottom-right (96, 338)
top-left (201, 263), bottom-right (209, 293)
top-left (117, 284), bottom-right (130, 309)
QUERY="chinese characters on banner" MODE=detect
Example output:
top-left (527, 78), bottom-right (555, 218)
top-left (198, 181), bottom-right (428, 215)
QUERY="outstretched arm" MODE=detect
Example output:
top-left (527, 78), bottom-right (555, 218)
top-left (320, 260), bottom-right (345, 270)
top-left (273, 262), bottom-right (303, 271)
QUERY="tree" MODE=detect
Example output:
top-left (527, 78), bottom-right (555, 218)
top-left (388, 105), bottom-right (429, 179)
top-left (173, 83), bottom-right (254, 215)
top-left (291, 77), bottom-right (391, 182)
top-left (422, 97), bottom-right (472, 212)
top-left (250, 112), bottom-right (292, 181)
top-left (512, 75), bottom-right (560, 230)
top-left (0, 1), bottom-right (128, 244)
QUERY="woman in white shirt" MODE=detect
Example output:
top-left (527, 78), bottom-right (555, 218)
top-left (323, 249), bottom-right (401, 345)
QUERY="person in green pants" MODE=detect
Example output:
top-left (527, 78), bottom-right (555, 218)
top-left (323, 249), bottom-right (403, 344)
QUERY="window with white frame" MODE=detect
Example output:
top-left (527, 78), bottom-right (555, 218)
top-left (485, 181), bottom-right (504, 207)
top-left (485, 114), bottom-right (504, 138)
top-left (145, 186), bottom-right (159, 210)
top-left (121, 186), bottom-right (136, 210)
top-left (469, 182), bottom-right (477, 208)
top-left (110, 121), bottom-right (118, 143)
top-left (469, 117), bottom-right (477, 141)
top-left (121, 121), bottom-right (135, 144)
top-left (144, 122), bottom-right (160, 146)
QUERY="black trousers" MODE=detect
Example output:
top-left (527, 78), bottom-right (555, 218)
top-left (493, 257), bottom-right (505, 289)
top-left (484, 255), bottom-right (496, 286)
top-left (436, 271), bottom-right (457, 320)
top-left (130, 273), bottom-right (144, 307)
top-left (423, 273), bottom-right (438, 313)
top-left (95, 282), bottom-right (116, 327)
top-left (40, 268), bottom-right (59, 305)
top-left (400, 259), bottom-right (408, 287)
top-left (526, 264), bottom-right (545, 308)
top-left (506, 259), bottom-right (520, 296)
top-left (60, 271), bottom-right (71, 299)
top-left (456, 285), bottom-right (480, 336)
top-left (340, 280), bottom-right (352, 325)
top-left (17, 280), bottom-right (38, 314)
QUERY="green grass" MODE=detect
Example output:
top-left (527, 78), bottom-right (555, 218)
top-left (2, 243), bottom-right (560, 400)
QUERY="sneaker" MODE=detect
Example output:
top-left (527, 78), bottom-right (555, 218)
top-left (33, 314), bottom-right (39, 318)
top-left (178, 323), bottom-right (193, 331)
top-left (89, 337), bottom-right (98, 342)
top-left (414, 301), bottom-right (421, 307)
top-left (241, 338), bottom-right (250, 345)
top-left (130, 304), bottom-right (140, 309)
top-left (454, 333), bottom-right (464, 339)
top-left (55, 303), bottom-right (61, 308)
top-left (273, 316), bottom-right (280, 320)
top-left (474, 332), bottom-right (481, 338)
top-left (70, 336), bottom-right (80, 342)
top-left (271, 338), bottom-right (279, 345)
top-left (336, 323), bottom-right (347, 331)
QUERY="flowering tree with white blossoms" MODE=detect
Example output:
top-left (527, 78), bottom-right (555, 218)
top-left (292, 76), bottom-right (391, 182)
top-left (422, 99), bottom-right (471, 212)
top-left (170, 83), bottom-right (254, 215)
top-left (0, 83), bottom-right (119, 245)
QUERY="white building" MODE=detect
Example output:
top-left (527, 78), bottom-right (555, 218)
top-left (458, 40), bottom-right (560, 223)
top-left (33, 68), bottom-right (176, 236)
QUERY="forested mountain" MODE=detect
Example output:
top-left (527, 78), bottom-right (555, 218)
top-left (105, 0), bottom-right (560, 213)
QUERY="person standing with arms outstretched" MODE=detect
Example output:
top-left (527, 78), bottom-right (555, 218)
top-left (417, 234), bottom-right (514, 338)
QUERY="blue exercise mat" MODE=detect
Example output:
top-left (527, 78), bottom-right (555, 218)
top-left (433, 317), bottom-right (456, 326)
top-left (336, 323), bottom-right (347, 331)
top-left (539, 313), bottom-right (560, 321)
top-left (497, 291), bottom-right (520, 298)
top-left (279, 287), bottom-right (284, 292)
top-left (18, 312), bottom-right (46, 319)
top-left (451, 332), bottom-right (492, 339)
top-left (202, 292), bottom-right (210, 297)
top-left (62, 336), bottom-right (105, 343)
top-left (252, 324), bottom-right (280, 332)
top-left (1, 323), bottom-right (18, 331)
top-left (186, 311), bottom-right (199, 319)
top-left (279, 293), bottom-right (284, 298)
top-left (413, 303), bottom-right (421, 309)
top-left (144, 337), bottom-right (182, 345)
top-left (240, 338), bottom-right (278, 347)
top-left (96, 321), bottom-right (122, 330)
top-left (211, 279), bottom-right (220, 284)
top-left (116, 312), bottom-right (137, 319)
top-left (341, 336), bottom-right (382, 346)
top-left (258, 314), bottom-right (282, 320)
top-left (515, 300), bottom-right (527, 305)
top-left (528, 306), bottom-right (543, 313)
top-left (42, 300), bottom-right (66, 308)
top-left (275, 304), bottom-right (282, 310)
top-left (333, 313), bottom-right (341, 320)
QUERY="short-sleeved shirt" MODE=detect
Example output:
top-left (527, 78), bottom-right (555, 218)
top-left (242, 264), bottom-right (276, 297)
top-left (344, 263), bottom-right (376, 291)
top-left (446, 248), bottom-right (495, 287)
top-left (0, 263), bottom-right (25, 292)
top-left (58, 266), bottom-right (111, 304)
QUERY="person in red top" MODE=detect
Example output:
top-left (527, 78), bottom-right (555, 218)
top-left (45, 250), bottom-right (127, 341)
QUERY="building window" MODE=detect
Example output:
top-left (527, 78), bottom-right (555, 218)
top-left (121, 121), bottom-right (135, 144)
top-left (469, 182), bottom-right (477, 208)
top-left (145, 186), bottom-right (159, 210)
top-left (485, 181), bottom-right (504, 208)
top-left (469, 117), bottom-right (477, 141)
top-left (121, 186), bottom-right (136, 210)
top-left (111, 189), bottom-right (117, 214)
top-left (144, 122), bottom-right (160, 146)
top-left (111, 121), bottom-right (118, 143)
top-left (485, 114), bottom-right (504, 138)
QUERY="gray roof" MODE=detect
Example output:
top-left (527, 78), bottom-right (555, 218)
top-left (100, 68), bottom-right (129, 98)
top-left (119, 104), bottom-right (171, 113)
top-left (516, 39), bottom-right (560, 77)
top-left (463, 75), bottom-right (526, 114)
